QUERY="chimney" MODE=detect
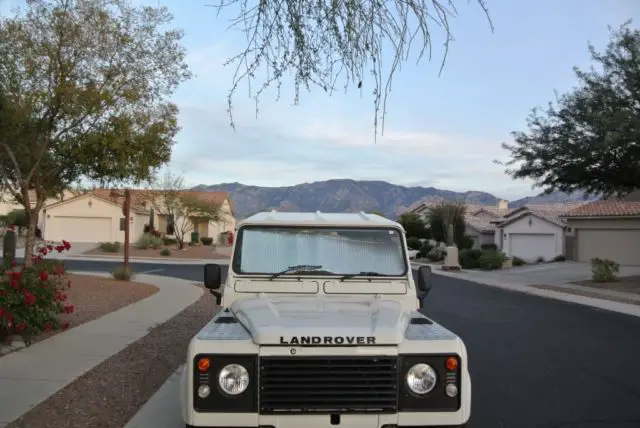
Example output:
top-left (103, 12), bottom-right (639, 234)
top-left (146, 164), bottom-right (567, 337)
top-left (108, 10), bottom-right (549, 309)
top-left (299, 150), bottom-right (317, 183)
top-left (497, 199), bottom-right (509, 212)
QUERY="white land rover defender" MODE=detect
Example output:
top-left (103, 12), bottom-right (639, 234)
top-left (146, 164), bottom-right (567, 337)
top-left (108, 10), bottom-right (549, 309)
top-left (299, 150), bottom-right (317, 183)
top-left (181, 211), bottom-right (471, 428)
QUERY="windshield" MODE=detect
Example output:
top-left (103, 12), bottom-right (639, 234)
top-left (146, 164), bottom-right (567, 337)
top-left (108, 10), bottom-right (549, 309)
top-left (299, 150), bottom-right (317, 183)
top-left (232, 226), bottom-right (408, 276)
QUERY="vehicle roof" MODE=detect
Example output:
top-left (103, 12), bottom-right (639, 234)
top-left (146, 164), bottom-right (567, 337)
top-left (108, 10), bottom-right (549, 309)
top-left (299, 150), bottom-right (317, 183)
top-left (238, 210), bottom-right (404, 230)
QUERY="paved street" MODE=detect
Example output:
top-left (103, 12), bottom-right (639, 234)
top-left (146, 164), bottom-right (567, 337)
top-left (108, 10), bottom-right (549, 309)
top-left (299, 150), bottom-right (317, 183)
top-left (56, 259), bottom-right (640, 427)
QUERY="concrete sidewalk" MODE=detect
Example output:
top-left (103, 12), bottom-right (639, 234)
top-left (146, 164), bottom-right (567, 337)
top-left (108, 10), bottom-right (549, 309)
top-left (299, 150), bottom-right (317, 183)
top-left (0, 272), bottom-right (204, 427)
top-left (412, 262), bottom-right (640, 318)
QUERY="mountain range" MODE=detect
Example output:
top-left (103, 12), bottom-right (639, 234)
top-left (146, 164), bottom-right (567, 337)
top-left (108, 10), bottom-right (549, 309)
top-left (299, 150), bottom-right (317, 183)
top-left (192, 179), bottom-right (598, 220)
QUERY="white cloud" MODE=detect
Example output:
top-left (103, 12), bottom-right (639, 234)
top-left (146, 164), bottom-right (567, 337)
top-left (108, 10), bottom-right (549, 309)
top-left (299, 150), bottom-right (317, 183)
top-left (168, 104), bottom-right (538, 199)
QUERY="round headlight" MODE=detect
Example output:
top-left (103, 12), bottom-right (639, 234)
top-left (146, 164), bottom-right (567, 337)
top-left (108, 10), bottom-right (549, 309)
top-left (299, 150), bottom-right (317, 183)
top-left (406, 363), bottom-right (437, 394)
top-left (218, 364), bottom-right (250, 395)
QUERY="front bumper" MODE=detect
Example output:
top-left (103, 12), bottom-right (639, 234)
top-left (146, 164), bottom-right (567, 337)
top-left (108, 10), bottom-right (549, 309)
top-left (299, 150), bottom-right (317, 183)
top-left (185, 412), bottom-right (470, 428)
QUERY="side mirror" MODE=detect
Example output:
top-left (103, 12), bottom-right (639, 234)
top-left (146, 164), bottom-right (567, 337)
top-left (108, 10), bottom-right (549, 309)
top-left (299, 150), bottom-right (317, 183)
top-left (417, 265), bottom-right (433, 296)
top-left (204, 263), bottom-right (222, 290)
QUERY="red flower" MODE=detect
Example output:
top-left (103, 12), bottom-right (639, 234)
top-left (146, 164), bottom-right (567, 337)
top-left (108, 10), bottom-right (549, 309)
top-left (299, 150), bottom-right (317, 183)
top-left (55, 264), bottom-right (64, 275)
top-left (46, 244), bottom-right (54, 251)
top-left (23, 292), bottom-right (36, 306)
top-left (0, 307), bottom-right (4, 317)
top-left (8, 270), bottom-right (21, 279)
top-left (14, 323), bottom-right (26, 333)
top-left (9, 278), bottom-right (20, 289)
top-left (62, 240), bottom-right (71, 250)
top-left (40, 270), bottom-right (49, 282)
top-left (44, 323), bottom-right (52, 332)
top-left (39, 247), bottom-right (48, 255)
top-left (62, 321), bottom-right (70, 331)
top-left (55, 245), bottom-right (65, 253)
top-left (63, 304), bottom-right (74, 314)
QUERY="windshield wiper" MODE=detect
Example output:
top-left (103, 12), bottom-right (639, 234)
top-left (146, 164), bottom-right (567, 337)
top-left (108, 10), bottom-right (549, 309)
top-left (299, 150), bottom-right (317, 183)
top-left (339, 272), bottom-right (386, 281)
top-left (269, 265), bottom-right (324, 280)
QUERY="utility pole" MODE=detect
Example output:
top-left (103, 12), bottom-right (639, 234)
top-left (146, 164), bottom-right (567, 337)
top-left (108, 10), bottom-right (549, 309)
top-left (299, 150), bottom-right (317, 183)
top-left (122, 189), bottom-right (131, 271)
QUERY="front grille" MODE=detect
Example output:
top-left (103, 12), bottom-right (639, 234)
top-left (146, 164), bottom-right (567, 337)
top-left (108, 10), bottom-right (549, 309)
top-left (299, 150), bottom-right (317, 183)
top-left (259, 356), bottom-right (398, 414)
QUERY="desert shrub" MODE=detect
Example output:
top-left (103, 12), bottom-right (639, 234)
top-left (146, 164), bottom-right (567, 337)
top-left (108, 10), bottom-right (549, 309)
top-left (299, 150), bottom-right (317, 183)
top-left (459, 248), bottom-right (483, 269)
top-left (512, 256), bottom-right (526, 266)
top-left (200, 237), bottom-right (214, 246)
top-left (480, 243), bottom-right (498, 251)
top-left (135, 233), bottom-right (163, 249)
top-left (553, 255), bottom-right (566, 262)
top-left (160, 248), bottom-right (171, 256)
top-left (162, 237), bottom-right (177, 246)
top-left (99, 241), bottom-right (121, 253)
top-left (112, 265), bottom-right (134, 281)
top-left (591, 258), bottom-right (619, 282)
top-left (458, 235), bottom-right (475, 250)
top-left (406, 236), bottom-right (421, 250)
top-left (426, 248), bottom-right (447, 262)
top-left (478, 250), bottom-right (506, 270)
top-left (0, 241), bottom-right (73, 345)
top-left (418, 242), bottom-right (433, 258)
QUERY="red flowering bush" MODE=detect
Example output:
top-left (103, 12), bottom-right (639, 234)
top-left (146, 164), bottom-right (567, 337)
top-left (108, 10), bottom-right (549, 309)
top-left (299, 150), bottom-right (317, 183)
top-left (0, 240), bottom-right (73, 345)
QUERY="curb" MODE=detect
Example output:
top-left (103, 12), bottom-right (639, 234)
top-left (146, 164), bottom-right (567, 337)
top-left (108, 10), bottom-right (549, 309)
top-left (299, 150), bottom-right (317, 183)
top-left (23, 256), bottom-right (230, 265)
top-left (0, 272), bottom-right (204, 426)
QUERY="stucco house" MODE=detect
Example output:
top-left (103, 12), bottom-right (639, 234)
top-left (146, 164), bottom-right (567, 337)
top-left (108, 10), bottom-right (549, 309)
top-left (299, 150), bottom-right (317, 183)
top-left (41, 188), bottom-right (235, 244)
top-left (492, 202), bottom-right (589, 262)
top-left (405, 198), bottom-right (511, 248)
top-left (0, 189), bottom-right (80, 231)
top-left (561, 196), bottom-right (640, 266)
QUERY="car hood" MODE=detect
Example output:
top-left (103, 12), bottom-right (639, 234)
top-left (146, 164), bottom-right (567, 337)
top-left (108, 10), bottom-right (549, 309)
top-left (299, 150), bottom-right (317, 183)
top-left (230, 295), bottom-right (411, 346)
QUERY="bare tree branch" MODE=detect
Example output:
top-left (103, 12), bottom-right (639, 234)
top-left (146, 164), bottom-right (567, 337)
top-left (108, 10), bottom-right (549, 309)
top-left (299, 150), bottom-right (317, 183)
top-left (207, 0), bottom-right (493, 138)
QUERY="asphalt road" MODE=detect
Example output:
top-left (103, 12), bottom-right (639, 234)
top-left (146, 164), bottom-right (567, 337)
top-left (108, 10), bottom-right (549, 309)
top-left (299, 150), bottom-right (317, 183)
top-left (61, 259), bottom-right (640, 428)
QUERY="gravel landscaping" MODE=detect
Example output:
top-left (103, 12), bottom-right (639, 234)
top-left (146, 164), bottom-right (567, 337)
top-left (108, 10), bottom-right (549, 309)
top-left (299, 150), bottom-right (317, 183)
top-left (529, 283), bottom-right (640, 306)
top-left (1, 274), bottom-right (159, 353)
top-left (5, 286), bottom-right (217, 428)
top-left (83, 244), bottom-right (231, 259)
top-left (569, 275), bottom-right (640, 295)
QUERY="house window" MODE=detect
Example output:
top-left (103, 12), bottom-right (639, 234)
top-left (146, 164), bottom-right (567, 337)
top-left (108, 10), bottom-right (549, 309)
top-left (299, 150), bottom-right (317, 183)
top-left (567, 227), bottom-right (572, 232)
top-left (119, 217), bottom-right (126, 231)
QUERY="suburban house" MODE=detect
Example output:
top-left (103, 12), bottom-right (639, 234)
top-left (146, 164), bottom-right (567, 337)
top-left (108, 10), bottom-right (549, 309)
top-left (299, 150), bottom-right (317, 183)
top-left (0, 189), bottom-right (81, 231)
top-left (40, 188), bottom-right (235, 244)
top-left (405, 197), bottom-right (596, 261)
top-left (492, 202), bottom-right (589, 262)
top-left (560, 191), bottom-right (640, 266)
top-left (405, 198), bottom-right (511, 249)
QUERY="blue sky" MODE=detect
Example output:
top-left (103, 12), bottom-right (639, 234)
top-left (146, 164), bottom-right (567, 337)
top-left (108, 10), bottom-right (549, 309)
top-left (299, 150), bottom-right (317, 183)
top-left (2, 0), bottom-right (639, 200)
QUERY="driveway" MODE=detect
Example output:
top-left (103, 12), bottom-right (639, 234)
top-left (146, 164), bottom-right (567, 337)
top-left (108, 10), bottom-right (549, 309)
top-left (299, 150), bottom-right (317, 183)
top-left (455, 261), bottom-right (640, 286)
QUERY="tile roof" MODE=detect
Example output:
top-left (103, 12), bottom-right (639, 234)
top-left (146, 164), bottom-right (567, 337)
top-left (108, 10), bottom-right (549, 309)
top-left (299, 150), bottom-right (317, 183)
top-left (90, 188), bottom-right (230, 214)
top-left (562, 200), bottom-right (640, 218)
top-left (464, 215), bottom-right (496, 233)
top-left (498, 202), bottom-right (591, 227)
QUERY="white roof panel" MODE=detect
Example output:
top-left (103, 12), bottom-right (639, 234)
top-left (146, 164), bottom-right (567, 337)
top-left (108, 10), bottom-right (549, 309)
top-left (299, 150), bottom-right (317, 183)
top-left (239, 211), bottom-right (403, 229)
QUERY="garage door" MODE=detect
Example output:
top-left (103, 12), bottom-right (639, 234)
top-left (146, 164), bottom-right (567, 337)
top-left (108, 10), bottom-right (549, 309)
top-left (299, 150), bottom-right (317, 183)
top-left (577, 229), bottom-right (640, 266)
top-left (48, 216), bottom-right (113, 243)
top-left (509, 233), bottom-right (556, 261)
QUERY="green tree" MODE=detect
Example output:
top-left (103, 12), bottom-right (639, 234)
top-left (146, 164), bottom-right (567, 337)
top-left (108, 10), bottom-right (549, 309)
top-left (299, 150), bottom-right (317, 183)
top-left (428, 201), bottom-right (466, 246)
top-left (398, 212), bottom-right (429, 239)
top-left (500, 22), bottom-right (640, 198)
top-left (212, 0), bottom-right (492, 136)
top-left (0, 0), bottom-right (191, 265)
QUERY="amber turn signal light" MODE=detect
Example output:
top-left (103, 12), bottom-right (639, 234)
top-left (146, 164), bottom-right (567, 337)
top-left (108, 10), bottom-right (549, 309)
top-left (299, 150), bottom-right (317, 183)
top-left (446, 357), bottom-right (458, 371)
top-left (197, 357), bottom-right (211, 372)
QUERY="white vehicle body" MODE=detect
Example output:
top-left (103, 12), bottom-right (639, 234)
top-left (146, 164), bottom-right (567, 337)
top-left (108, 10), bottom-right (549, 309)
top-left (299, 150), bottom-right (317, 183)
top-left (181, 211), bottom-right (472, 428)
